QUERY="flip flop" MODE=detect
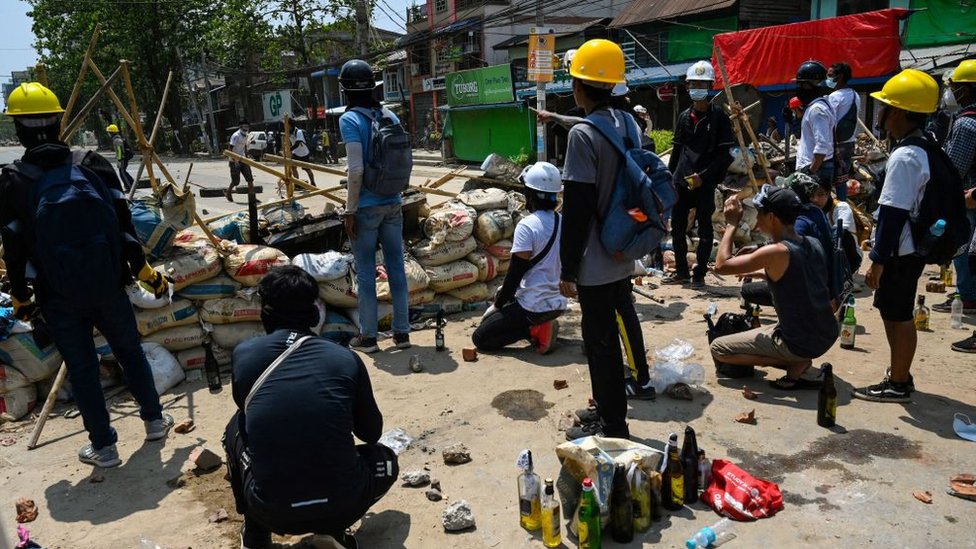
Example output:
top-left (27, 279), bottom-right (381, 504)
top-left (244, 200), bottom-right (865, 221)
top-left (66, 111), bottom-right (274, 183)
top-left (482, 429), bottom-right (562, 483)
top-left (947, 474), bottom-right (976, 502)
top-left (769, 375), bottom-right (823, 390)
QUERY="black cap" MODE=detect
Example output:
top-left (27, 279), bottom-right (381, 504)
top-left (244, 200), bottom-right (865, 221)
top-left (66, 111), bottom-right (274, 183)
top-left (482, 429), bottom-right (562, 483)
top-left (754, 184), bottom-right (803, 222)
top-left (239, 118), bottom-right (249, 126)
top-left (796, 60), bottom-right (827, 84)
top-left (339, 59), bottom-right (375, 91)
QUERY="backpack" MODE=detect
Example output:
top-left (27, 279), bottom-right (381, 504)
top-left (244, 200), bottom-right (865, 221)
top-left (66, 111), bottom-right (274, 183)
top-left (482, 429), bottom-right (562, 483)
top-left (352, 107), bottom-right (413, 196)
top-left (834, 96), bottom-right (858, 143)
top-left (582, 110), bottom-right (677, 261)
top-left (896, 134), bottom-right (970, 265)
top-left (704, 305), bottom-right (754, 379)
top-left (4, 151), bottom-right (122, 304)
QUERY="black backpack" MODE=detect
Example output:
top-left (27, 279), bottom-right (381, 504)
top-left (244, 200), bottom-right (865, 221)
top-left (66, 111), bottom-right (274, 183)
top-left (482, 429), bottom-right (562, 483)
top-left (896, 133), bottom-right (970, 265)
top-left (704, 306), bottom-right (755, 379)
top-left (352, 107), bottom-right (413, 196)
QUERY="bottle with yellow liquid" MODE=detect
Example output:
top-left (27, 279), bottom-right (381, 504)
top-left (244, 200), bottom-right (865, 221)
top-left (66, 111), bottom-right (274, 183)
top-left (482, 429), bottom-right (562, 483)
top-left (942, 264), bottom-right (954, 287)
top-left (579, 477), bottom-right (602, 549)
top-left (517, 450), bottom-right (541, 531)
top-left (540, 478), bottom-right (561, 548)
top-left (629, 455), bottom-right (651, 533)
top-left (914, 295), bottom-right (930, 331)
top-left (661, 433), bottom-right (685, 511)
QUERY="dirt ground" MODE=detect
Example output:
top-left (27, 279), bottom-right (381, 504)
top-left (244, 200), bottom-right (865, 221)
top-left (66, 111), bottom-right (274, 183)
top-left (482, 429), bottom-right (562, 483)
top-left (2, 153), bottom-right (976, 548)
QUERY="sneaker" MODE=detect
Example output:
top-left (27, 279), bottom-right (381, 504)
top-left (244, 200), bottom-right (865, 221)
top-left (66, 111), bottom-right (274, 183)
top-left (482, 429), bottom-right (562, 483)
top-left (690, 275), bottom-right (706, 290)
top-left (852, 379), bottom-right (912, 403)
top-left (145, 413), bottom-right (175, 441)
top-left (625, 378), bottom-right (657, 400)
top-left (529, 320), bottom-right (559, 354)
top-left (393, 332), bottom-right (412, 350)
top-left (350, 335), bottom-right (379, 354)
top-left (78, 443), bottom-right (122, 468)
top-left (952, 331), bottom-right (976, 353)
top-left (240, 520), bottom-right (272, 549)
top-left (932, 296), bottom-right (976, 313)
top-left (565, 421), bottom-right (603, 441)
top-left (661, 272), bottom-right (691, 285)
top-left (575, 407), bottom-right (600, 424)
top-left (884, 367), bottom-right (915, 392)
top-left (224, 188), bottom-right (234, 202)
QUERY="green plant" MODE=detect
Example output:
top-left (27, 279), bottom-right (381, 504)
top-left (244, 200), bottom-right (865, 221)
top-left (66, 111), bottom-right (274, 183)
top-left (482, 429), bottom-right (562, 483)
top-left (508, 148), bottom-right (530, 168)
top-left (649, 129), bottom-right (674, 154)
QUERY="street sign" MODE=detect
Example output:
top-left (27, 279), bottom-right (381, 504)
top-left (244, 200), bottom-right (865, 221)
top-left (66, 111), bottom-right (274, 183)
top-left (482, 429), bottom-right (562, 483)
top-left (527, 28), bottom-right (555, 83)
top-left (262, 90), bottom-right (291, 122)
top-left (656, 83), bottom-right (676, 102)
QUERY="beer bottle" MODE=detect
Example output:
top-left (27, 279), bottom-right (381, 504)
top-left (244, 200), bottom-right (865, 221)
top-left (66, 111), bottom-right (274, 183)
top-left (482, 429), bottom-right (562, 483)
top-left (203, 338), bottom-right (222, 394)
top-left (648, 470), bottom-right (663, 521)
top-left (435, 309), bottom-right (445, 351)
top-left (661, 433), bottom-right (685, 510)
top-left (610, 463), bottom-right (634, 543)
top-left (839, 297), bottom-right (856, 350)
top-left (629, 455), bottom-right (651, 533)
top-left (697, 450), bottom-right (711, 492)
top-left (680, 426), bottom-right (700, 503)
top-left (817, 363), bottom-right (837, 428)
top-left (540, 478), bottom-right (561, 548)
top-left (913, 295), bottom-right (930, 331)
top-left (578, 477), bottom-right (602, 549)
top-left (517, 450), bottom-right (541, 530)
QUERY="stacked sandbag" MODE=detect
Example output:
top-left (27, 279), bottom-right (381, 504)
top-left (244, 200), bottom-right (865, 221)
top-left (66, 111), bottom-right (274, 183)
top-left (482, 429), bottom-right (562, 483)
top-left (222, 244), bottom-right (290, 286)
top-left (135, 299), bottom-right (199, 336)
top-left (458, 188), bottom-right (509, 211)
top-left (473, 209), bottom-right (515, 246)
top-left (377, 254), bottom-right (430, 302)
top-left (175, 345), bottom-right (232, 370)
top-left (129, 184), bottom-right (196, 259)
top-left (200, 293), bottom-right (262, 325)
top-left (0, 330), bottom-right (60, 422)
top-left (152, 245), bottom-right (222, 291)
top-left (422, 202), bottom-right (477, 246)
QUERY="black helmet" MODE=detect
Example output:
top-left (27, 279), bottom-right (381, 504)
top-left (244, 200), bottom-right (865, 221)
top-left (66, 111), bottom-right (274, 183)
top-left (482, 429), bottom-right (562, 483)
top-left (796, 60), bottom-right (827, 85)
top-left (339, 59), bottom-right (375, 91)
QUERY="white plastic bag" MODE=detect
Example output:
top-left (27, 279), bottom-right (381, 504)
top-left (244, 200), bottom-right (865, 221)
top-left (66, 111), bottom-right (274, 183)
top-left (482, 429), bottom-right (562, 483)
top-left (141, 342), bottom-right (185, 394)
top-left (292, 251), bottom-right (353, 282)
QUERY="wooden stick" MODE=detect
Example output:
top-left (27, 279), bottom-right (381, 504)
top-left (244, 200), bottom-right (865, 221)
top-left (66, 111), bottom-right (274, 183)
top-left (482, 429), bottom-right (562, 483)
top-left (27, 362), bottom-right (67, 450)
top-left (60, 65), bottom-right (122, 142)
top-left (61, 23), bottom-right (101, 133)
top-left (713, 48), bottom-right (759, 195)
top-left (120, 60), bottom-right (158, 195)
top-left (148, 71), bottom-right (173, 147)
top-left (412, 185), bottom-right (457, 198)
top-left (263, 153), bottom-right (346, 177)
top-left (192, 211), bottom-right (226, 251)
top-left (224, 150), bottom-right (347, 204)
top-left (283, 115), bottom-right (293, 197)
top-left (427, 168), bottom-right (465, 189)
top-left (34, 64), bottom-right (49, 87)
top-left (713, 49), bottom-right (772, 185)
top-left (183, 162), bottom-right (194, 190)
top-left (201, 185), bottom-right (347, 223)
top-left (857, 116), bottom-right (885, 149)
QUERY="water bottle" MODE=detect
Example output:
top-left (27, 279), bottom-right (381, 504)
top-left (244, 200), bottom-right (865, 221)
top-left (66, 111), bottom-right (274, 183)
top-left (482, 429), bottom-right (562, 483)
top-left (686, 518), bottom-right (736, 548)
top-left (951, 293), bottom-right (964, 329)
top-left (919, 219), bottom-right (946, 256)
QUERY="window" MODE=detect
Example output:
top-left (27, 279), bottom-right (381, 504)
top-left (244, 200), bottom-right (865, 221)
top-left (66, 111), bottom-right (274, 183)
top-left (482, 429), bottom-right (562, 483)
top-left (435, 0), bottom-right (448, 14)
top-left (836, 0), bottom-right (887, 16)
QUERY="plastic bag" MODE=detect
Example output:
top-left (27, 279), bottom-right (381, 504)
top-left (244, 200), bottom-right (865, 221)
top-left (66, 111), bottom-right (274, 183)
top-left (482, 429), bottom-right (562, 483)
top-left (654, 339), bottom-right (695, 362)
top-left (647, 361), bottom-right (705, 393)
top-left (704, 459), bottom-right (784, 521)
top-left (378, 427), bottom-right (412, 455)
top-left (292, 251), bottom-right (353, 282)
top-left (142, 342), bottom-right (185, 394)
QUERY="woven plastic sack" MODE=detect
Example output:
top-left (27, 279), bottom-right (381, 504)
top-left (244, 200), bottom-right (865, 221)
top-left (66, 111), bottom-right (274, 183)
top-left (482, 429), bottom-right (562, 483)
top-left (412, 236), bottom-right (477, 267)
top-left (318, 272), bottom-right (359, 308)
top-left (142, 342), bottom-right (185, 394)
top-left (223, 244), bottom-right (290, 286)
top-left (0, 384), bottom-right (37, 422)
top-left (458, 187), bottom-right (509, 210)
top-left (292, 251), bottom-right (353, 282)
top-left (175, 345), bottom-right (232, 370)
top-left (423, 202), bottom-right (477, 245)
top-left (474, 209), bottom-right (515, 246)
top-left (466, 250), bottom-right (499, 282)
top-left (447, 282), bottom-right (489, 303)
top-left (320, 311), bottom-right (358, 346)
top-left (0, 334), bottom-right (62, 384)
top-left (484, 238), bottom-right (513, 260)
top-left (377, 255), bottom-right (430, 301)
top-left (153, 246), bottom-right (222, 291)
top-left (408, 288), bottom-right (437, 306)
top-left (425, 260), bottom-right (479, 293)
top-left (178, 274), bottom-right (242, 301)
top-left (212, 322), bottom-right (266, 350)
top-left (200, 294), bottom-right (262, 325)
top-left (0, 363), bottom-right (31, 393)
top-left (135, 299), bottom-right (199, 336)
top-left (142, 324), bottom-right (205, 352)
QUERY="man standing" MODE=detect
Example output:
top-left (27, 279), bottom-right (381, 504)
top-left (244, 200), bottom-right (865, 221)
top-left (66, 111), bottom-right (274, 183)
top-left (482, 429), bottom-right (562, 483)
top-left (224, 266), bottom-right (398, 549)
top-left (853, 69), bottom-right (940, 402)
top-left (289, 124), bottom-right (317, 187)
top-left (664, 60), bottom-right (735, 289)
top-left (559, 39), bottom-right (647, 440)
top-left (1, 82), bottom-right (173, 467)
top-left (827, 62), bottom-right (860, 200)
top-left (106, 123), bottom-right (134, 192)
top-left (226, 119), bottom-right (254, 202)
top-left (795, 61), bottom-right (836, 190)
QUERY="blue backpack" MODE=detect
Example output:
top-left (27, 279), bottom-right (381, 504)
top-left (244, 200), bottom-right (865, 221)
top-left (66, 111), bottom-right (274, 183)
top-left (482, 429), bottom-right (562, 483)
top-left (7, 152), bottom-right (122, 304)
top-left (582, 111), bottom-right (677, 260)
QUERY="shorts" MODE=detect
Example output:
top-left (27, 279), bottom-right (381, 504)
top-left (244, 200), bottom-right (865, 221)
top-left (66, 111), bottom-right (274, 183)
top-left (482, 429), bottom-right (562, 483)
top-left (874, 254), bottom-right (925, 322)
top-left (710, 324), bottom-right (809, 364)
top-left (294, 153), bottom-right (310, 162)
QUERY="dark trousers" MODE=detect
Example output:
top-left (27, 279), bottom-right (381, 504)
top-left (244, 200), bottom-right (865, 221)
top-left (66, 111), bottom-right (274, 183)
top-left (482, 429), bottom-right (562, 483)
top-left (117, 159), bottom-right (134, 192)
top-left (578, 278), bottom-right (633, 438)
top-left (671, 184), bottom-right (716, 278)
top-left (741, 280), bottom-right (774, 307)
top-left (229, 161), bottom-right (254, 190)
top-left (615, 299), bottom-right (650, 384)
top-left (472, 302), bottom-right (561, 351)
top-left (222, 414), bottom-right (398, 539)
top-left (43, 289), bottom-right (162, 449)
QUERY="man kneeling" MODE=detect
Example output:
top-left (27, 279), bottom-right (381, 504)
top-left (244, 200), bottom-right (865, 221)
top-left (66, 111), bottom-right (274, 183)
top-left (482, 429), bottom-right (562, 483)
top-left (223, 266), bottom-right (398, 549)
top-left (472, 162), bottom-right (566, 354)
top-left (710, 186), bottom-right (839, 389)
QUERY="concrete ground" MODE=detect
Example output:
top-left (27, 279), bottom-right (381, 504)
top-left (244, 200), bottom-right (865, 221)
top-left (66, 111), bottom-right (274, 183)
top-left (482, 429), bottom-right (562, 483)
top-left (1, 147), bottom-right (975, 549)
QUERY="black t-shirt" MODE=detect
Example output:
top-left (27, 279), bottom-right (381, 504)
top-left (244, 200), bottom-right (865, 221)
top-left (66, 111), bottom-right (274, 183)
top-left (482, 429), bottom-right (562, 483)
top-left (668, 105), bottom-right (735, 186)
top-left (232, 329), bottom-right (383, 506)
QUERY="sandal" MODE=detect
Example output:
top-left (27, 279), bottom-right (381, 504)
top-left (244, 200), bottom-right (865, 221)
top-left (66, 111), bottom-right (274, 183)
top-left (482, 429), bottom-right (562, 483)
top-left (769, 375), bottom-right (823, 390)
top-left (947, 474), bottom-right (976, 502)
top-left (661, 272), bottom-right (691, 285)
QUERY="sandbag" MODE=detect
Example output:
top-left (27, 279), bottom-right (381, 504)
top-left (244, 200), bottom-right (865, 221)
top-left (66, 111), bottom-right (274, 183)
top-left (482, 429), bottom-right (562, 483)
top-left (474, 209), bottom-right (515, 246)
top-left (425, 260), bottom-right (479, 293)
top-left (93, 332), bottom-right (116, 361)
top-left (507, 190), bottom-right (526, 213)
top-left (130, 184), bottom-right (196, 258)
top-left (177, 274), bottom-right (242, 301)
top-left (318, 272), bottom-right (359, 308)
top-left (200, 294), bottom-right (262, 324)
top-left (126, 282), bottom-right (171, 309)
top-left (262, 201), bottom-right (305, 229)
top-left (320, 311), bottom-right (357, 346)
top-left (484, 239), bottom-right (513, 260)
top-left (412, 236), bottom-right (477, 267)
top-left (142, 324), bottom-right (205, 352)
top-left (212, 322), bottom-right (266, 351)
top-left (209, 212), bottom-right (264, 244)
top-left (173, 229), bottom-right (210, 248)
top-left (0, 364), bottom-right (31, 393)
top-left (135, 299), bottom-right (199, 336)
top-left (497, 259), bottom-right (511, 275)
top-left (0, 384), bottom-right (37, 422)
top-left (458, 187), bottom-right (509, 211)
top-left (175, 345), bottom-right (232, 371)
top-left (153, 246), bottom-right (222, 291)
top-left (142, 342), bottom-right (185, 394)
top-left (408, 288), bottom-right (437, 306)
top-left (0, 334), bottom-right (62, 383)
top-left (423, 202), bottom-right (477, 245)
top-left (292, 251), bottom-right (353, 282)
top-left (466, 250), bottom-right (499, 282)
top-left (223, 244), bottom-right (290, 286)
top-left (447, 282), bottom-right (490, 304)
top-left (377, 255), bottom-right (430, 301)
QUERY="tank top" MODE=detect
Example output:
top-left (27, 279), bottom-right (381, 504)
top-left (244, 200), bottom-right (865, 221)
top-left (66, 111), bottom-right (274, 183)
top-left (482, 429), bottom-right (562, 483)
top-left (768, 237), bottom-right (839, 358)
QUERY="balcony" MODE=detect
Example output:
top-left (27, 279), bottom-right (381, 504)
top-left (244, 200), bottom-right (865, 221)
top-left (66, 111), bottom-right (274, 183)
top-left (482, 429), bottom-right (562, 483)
top-left (407, 4), bottom-right (428, 24)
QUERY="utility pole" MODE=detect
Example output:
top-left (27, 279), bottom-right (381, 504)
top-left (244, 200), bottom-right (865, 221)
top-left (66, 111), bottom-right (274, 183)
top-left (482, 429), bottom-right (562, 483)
top-left (535, 0), bottom-right (546, 162)
top-left (355, 0), bottom-right (370, 56)
top-left (176, 46), bottom-right (212, 155)
top-left (201, 50), bottom-right (220, 154)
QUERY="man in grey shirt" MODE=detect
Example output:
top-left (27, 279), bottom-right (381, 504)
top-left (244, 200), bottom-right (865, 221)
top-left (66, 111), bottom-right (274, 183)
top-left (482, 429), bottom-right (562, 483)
top-left (559, 39), bottom-right (651, 440)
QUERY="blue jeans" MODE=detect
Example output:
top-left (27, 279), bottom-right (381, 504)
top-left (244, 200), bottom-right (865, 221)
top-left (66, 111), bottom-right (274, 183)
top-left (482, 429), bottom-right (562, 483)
top-left (953, 209), bottom-right (976, 302)
top-left (352, 203), bottom-right (410, 337)
top-left (43, 289), bottom-right (163, 450)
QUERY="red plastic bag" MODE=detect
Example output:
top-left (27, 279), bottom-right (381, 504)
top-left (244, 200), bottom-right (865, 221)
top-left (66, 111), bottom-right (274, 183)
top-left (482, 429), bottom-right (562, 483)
top-left (703, 459), bottom-right (784, 521)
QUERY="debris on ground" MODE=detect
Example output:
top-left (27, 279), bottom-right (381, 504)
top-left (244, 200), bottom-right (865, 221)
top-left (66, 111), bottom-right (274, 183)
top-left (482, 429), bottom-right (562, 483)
top-left (667, 382), bottom-right (694, 400)
top-left (913, 491), bottom-right (933, 504)
top-left (735, 409), bottom-right (757, 425)
top-left (166, 475), bottom-right (186, 489)
top-left (208, 508), bottom-right (229, 523)
top-left (0, 437), bottom-right (17, 446)
top-left (947, 474), bottom-right (976, 501)
top-left (553, 379), bottom-right (568, 390)
top-left (409, 355), bottom-right (423, 372)
top-left (442, 499), bottom-right (475, 531)
top-left (189, 446), bottom-right (223, 472)
top-left (442, 442), bottom-right (472, 465)
top-left (15, 498), bottom-right (38, 523)
top-left (462, 348), bottom-right (478, 362)
top-left (378, 428), bottom-right (413, 455)
top-left (430, 477), bottom-right (441, 491)
top-left (90, 474), bottom-right (106, 484)
top-left (426, 488), bottom-right (444, 501)
top-left (557, 411), bottom-right (578, 432)
top-left (742, 386), bottom-right (759, 400)
top-left (401, 470), bottom-right (431, 487)
top-left (174, 419), bottom-right (195, 434)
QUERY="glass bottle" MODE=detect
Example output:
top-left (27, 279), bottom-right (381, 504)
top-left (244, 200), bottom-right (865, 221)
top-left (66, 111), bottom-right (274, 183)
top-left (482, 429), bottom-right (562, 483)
top-left (579, 477), bottom-right (602, 549)
top-left (517, 450), bottom-right (541, 530)
top-left (630, 455), bottom-right (651, 533)
top-left (541, 478), bottom-right (561, 548)
top-left (913, 295), bottom-right (930, 331)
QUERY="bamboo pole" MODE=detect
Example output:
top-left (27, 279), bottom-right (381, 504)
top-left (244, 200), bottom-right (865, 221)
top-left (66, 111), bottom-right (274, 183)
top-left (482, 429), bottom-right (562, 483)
top-left (263, 153), bottom-right (346, 177)
top-left (413, 185), bottom-right (458, 198)
top-left (60, 23), bottom-right (101, 133)
top-left (282, 115), bottom-right (293, 197)
top-left (857, 116), bottom-right (884, 149)
top-left (34, 64), bottom-right (49, 87)
top-left (713, 47), bottom-right (762, 194)
top-left (148, 71), bottom-right (173, 147)
top-left (202, 185), bottom-right (347, 224)
top-left (192, 211), bottom-right (227, 251)
top-left (27, 362), bottom-right (67, 450)
top-left (119, 60), bottom-right (158, 194)
top-left (224, 150), bottom-right (346, 205)
top-left (60, 65), bottom-right (122, 142)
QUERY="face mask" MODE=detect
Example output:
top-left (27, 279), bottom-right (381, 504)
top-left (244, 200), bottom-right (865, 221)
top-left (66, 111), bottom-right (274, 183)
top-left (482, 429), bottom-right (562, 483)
top-left (796, 87), bottom-right (820, 106)
top-left (943, 88), bottom-right (959, 111)
top-left (825, 78), bottom-right (837, 89)
top-left (688, 88), bottom-right (709, 101)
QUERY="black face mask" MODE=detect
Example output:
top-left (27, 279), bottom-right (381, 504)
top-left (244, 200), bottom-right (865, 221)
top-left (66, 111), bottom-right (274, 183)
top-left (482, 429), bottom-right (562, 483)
top-left (15, 122), bottom-right (60, 151)
top-left (796, 87), bottom-right (821, 106)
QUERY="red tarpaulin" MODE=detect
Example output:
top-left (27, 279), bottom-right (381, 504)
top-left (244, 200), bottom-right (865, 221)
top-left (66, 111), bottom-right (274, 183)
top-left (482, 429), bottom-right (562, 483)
top-left (711, 8), bottom-right (910, 88)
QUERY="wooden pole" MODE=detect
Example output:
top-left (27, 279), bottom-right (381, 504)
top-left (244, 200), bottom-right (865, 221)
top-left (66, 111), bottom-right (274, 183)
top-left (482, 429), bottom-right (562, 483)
top-left (183, 163), bottom-right (194, 190)
top-left (148, 71), bottom-right (173, 147)
top-left (857, 116), bottom-right (884, 149)
top-left (60, 23), bottom-right (101, 133)
top-left (713, 47), bottom-right (763, 193)
top-left (119, 60), bottom-right (158, 194)
top-left (202, 185), bottom-right (347, 224)
top-left (282, 115), bottom-right (294, 197)
top-left (27, 362), bottom-right (67, 450)
top-left (263, 153), bottom-right (346, 177)
top-left (34, 64), bottom-right (49, 87)
top-left (192, 211), bottom-right (226, 251)
top-left (413, 185), bottom-right (457, 198)
top-left (60, 65), bottom-right (123, 142)
top-left (224, 150), bottom-right (346, 204)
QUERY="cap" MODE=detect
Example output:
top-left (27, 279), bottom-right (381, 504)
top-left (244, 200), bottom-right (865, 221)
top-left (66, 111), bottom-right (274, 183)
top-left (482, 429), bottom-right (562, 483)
top-left (753, 184), bottom-right (803, 221)
top-left (788, 96), bottom-right (802, 109)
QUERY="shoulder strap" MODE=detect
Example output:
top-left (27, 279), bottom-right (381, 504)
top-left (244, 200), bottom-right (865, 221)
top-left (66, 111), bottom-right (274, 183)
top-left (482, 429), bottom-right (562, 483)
top-left (958, 108), bottom-right (976, 119)
top-left (244, 335), bottom-right (314, 411)
top-left (528, 213), bottom-right (560, 269)
top-left (581, 112), bottom-right (627, 158)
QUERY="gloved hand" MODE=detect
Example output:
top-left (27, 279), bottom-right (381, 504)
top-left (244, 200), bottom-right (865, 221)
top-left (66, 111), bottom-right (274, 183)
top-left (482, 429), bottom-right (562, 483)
top-left (12, 292), bottom-right (38, 321)
top-left (138, 263), bottom-right (172, 299)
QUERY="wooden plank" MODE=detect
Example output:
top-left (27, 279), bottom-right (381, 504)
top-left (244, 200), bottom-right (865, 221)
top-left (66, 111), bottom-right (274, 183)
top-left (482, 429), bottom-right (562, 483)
top-left (223, 150), bottom-right (346, 205)
top-left (412, 185), bottom-right (457, 198)
top-left (60, 23), bottom-right (101, 133)
top-left (263, 153), bottom-right (346, 177)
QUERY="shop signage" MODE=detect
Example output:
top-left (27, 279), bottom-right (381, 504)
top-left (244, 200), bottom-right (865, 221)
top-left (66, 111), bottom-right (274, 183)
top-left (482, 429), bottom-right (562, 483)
top-left (656, 83), bottom-right (676, 101)
top-left (445, 64), bottom-right (515, 106)
top-left (527, 28), bottom-right (555, 83)
top-left (262, 90), bottom-right (292, 122)
top-left (422, 76), bottom-right (446, 92)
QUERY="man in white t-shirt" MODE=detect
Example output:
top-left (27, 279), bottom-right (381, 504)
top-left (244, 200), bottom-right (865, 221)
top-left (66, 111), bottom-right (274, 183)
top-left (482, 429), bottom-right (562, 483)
top-left (827, 62), bottom-right (861, 200)
top-left (795, 61), bottom-right (836, 190)
top-left (854, 69), bottom-right (939, 404)
top-left (473, 162), bottom-right (566, 354)
top-left (225, 119), bottom-right (254, 202)
top-left (289, 126), bottom-right (316, 187)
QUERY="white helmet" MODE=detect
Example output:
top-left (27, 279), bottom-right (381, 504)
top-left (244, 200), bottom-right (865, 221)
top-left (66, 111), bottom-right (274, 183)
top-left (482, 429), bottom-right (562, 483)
top-left (686, 60), bottom-right (715, 82)
top-left (563, 49), bottom-right (577, 70)
top-left (633, 104), bottom-right (647, 114)
top-left (519, 162), bottom-right (562, 193)
top-left (611, 82), bottom-right (630, 97)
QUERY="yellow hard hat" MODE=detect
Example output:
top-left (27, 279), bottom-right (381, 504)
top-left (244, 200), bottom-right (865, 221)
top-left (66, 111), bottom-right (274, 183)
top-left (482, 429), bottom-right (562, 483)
top-left (4, 82), bottom-right (64, 117)
top-left (106, 124), bottom-right (119, 134)
top-left (950, 59), bottom-right (976, 83)
top-left (569, 39), bottom-right (626, 86)
top-left (870, 69), bottom-right (938, 114)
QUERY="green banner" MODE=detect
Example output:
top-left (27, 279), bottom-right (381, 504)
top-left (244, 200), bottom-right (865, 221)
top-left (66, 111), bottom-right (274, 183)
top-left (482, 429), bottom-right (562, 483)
top-left (445, 64), bottom-right (515, 106)
top-left (904, 0), bottom-right (976, 48)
